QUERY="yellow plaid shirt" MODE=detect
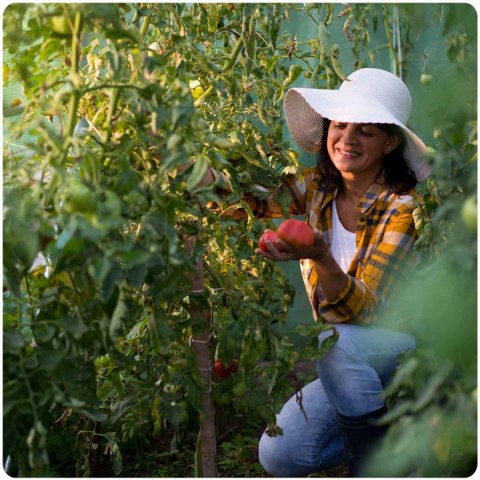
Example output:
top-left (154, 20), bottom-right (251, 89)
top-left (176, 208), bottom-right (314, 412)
top-left (240, 167), bottom-right (421, 324)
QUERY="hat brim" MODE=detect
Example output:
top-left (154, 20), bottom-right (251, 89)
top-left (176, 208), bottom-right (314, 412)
top-left (284, 88), bottom-right (431, 181)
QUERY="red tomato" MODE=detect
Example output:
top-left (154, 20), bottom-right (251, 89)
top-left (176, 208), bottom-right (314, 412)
top-left (277, 219), bottom-right (314, 249)
top-left (213, 360), bottom-right (239, 379)
top-left (213, 360), bottom-right (229, 379)
top-left (258, 230), bottom-right (279, 252)
top-left (228, 359), bottom-right (239, 374)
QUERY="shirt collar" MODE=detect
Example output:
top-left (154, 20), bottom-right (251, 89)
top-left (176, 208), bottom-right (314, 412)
top-left (357, 173), bottom-right (386, 214)
top-left (321, 173), bottom-right (386, 214)
top-left (322, 181), bottom-right (339, 210)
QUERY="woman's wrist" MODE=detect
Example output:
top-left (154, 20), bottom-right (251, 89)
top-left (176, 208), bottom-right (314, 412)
top-left (312, 254), bottom-right (348, 302)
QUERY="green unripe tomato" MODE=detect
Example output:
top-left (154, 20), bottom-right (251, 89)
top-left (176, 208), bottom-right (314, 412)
top-left (176, 400), bottom-right (190, 425)
top-left (166, 357), bottom-right (188, 375)
top-left (420, 73), bottom-right (433, 85)
top-left (124, 190), bottom-right (150, 214)
top-left (283, 65), bottom-right (303, 86)
top-left (163, 383), bottom-right (181, 394)
top-left (94, 355), bottom-right (113, 369)
top-left (461, 195), bottom-right (477, 232)
top-left (169, 400), bottom-right (189, 426)
top-left (67, 181), bottom-right (97, 213)
top-left (50, 15), bottom-right (72, 36)
top-left (189, 80), bottom-right (205, 100)
top-left (214, 393), bottom-right (231, 406)
top-left (232, 382), bottom-right (246, 398)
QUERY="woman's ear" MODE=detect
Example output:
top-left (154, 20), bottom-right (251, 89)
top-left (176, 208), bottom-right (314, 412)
top-left (384, 135), bottom-right (401, 154)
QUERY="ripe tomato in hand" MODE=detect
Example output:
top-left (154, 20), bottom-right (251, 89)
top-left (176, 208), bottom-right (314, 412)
top-left (258, 230), bottom-right (279, 252)
top-left (277, 219), bottom-right (314, 249)
top-left (213, 359), bottom-right (239, 379)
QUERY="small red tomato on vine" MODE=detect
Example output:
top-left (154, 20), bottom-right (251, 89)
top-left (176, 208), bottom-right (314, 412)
top-left (229, 359), bottom-right (239, 374)
top-left (213, 359), bottom-right (239, 379)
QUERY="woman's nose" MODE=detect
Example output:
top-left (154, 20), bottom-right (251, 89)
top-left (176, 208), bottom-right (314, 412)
top-left (341, 125), bottom-right (358, 144)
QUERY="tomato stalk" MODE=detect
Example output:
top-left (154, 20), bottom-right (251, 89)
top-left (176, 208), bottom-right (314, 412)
top-left (221, 34), bottom-right (244, 72)
top-left (139, 15), bottom-right (150, 38)
top-left (104, 88), bottom-right (120, 144)
top-left (65, 10), bottom-right (83, 140)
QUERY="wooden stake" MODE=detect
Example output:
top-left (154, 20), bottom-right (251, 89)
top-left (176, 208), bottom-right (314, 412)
top-left (186, 235), bottom-right (217, 477)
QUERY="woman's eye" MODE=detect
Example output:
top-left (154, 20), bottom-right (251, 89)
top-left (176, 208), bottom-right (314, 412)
top-left (360, 128), bottom-right (375, 136)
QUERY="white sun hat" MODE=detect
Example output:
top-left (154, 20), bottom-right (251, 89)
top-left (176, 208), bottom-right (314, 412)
top-left (284, 68), bottom-right (431, 181)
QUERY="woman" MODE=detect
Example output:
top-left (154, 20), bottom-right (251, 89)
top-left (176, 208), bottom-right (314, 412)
top-left (251, 68), bottom-right (430, 477)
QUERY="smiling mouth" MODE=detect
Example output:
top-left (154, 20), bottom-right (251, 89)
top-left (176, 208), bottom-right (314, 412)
top-left (338, 148), bottom-right (361, 158)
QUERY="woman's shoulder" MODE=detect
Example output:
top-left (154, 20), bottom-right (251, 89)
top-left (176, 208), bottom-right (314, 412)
top-left (295, 166), bottom-right (326, 186)
top-left (281, 166), bottom-right (325, 187)
top-left (383, 187), bottom-right (423, 213)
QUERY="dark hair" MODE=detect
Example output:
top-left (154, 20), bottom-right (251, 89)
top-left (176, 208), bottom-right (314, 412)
top-left (316, 119), bottom-right (418, 195)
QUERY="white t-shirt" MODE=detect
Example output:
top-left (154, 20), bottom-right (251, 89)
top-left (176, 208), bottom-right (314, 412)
top-left (331, 200), bottom-right (357, 273)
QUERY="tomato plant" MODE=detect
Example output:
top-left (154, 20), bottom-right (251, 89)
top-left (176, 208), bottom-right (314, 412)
top-left (3, 3), bottom-right (330, 475)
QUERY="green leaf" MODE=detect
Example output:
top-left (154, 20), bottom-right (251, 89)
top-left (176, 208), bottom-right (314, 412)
top-left (109, 288), bottom-right (128, 341)
top-left (3, 330), bottom-right (25, 354)
top-left (187, 155), bottom-right (209, 192)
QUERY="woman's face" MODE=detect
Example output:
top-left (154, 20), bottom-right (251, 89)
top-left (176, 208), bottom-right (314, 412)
top-left (326, 122), bottom-right (400, 181)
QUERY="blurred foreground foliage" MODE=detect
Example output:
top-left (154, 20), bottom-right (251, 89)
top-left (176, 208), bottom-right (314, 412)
top-left (366, 55), bottom-right (478, 480)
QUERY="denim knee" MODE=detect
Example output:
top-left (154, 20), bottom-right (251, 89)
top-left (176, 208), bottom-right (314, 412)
top-left (316, 326), bottom-right (353, 377)
top-left (259, 431), bottom-right (305, 477)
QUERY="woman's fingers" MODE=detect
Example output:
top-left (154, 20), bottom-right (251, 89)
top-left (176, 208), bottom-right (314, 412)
top-left (256, 239), bottom-right (292, 261)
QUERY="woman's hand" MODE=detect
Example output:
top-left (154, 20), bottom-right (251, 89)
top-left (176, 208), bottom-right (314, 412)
top-left (255, 228), bottom-right (330, 262)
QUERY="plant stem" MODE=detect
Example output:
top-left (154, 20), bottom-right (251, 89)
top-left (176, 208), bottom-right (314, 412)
top-left (382, 5), bottom-right (398, 76)
top-left (23, 275), bottom-right (37, 325)
top-left (140, 15), bottom-right (150, 38)
top-left (104, 87), bottom-right (120, 144)
top-left (193, 84), bottom-right (215, 107)
top-left (65, 10), bottom-right (83, 140)
top-left (221, 34), bottom-right (244, 72)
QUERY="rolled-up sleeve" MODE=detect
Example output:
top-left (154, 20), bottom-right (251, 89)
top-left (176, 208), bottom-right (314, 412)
top-left (229, 168), bottom-right (320, 219)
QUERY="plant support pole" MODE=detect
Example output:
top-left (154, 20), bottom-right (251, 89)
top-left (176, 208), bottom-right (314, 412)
top-left (186, 234), bottom-right (217, 477)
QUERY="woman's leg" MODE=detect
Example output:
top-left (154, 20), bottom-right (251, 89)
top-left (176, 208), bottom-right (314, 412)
top-left (259, 324), bottom-right (414, 477)
top-left (258, 378), bottom-right (346, 477)
top-left (316, 324), bottom-right (415, 416)
top-left (316, 324), bottom-right (415, 475)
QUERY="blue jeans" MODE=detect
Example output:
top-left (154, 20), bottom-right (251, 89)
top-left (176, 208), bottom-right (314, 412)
top-left (258, 324), bottom-right (415, 477)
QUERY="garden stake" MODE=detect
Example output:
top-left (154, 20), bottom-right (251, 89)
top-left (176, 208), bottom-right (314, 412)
top-left (186, 234), bottom-right (218, 477)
